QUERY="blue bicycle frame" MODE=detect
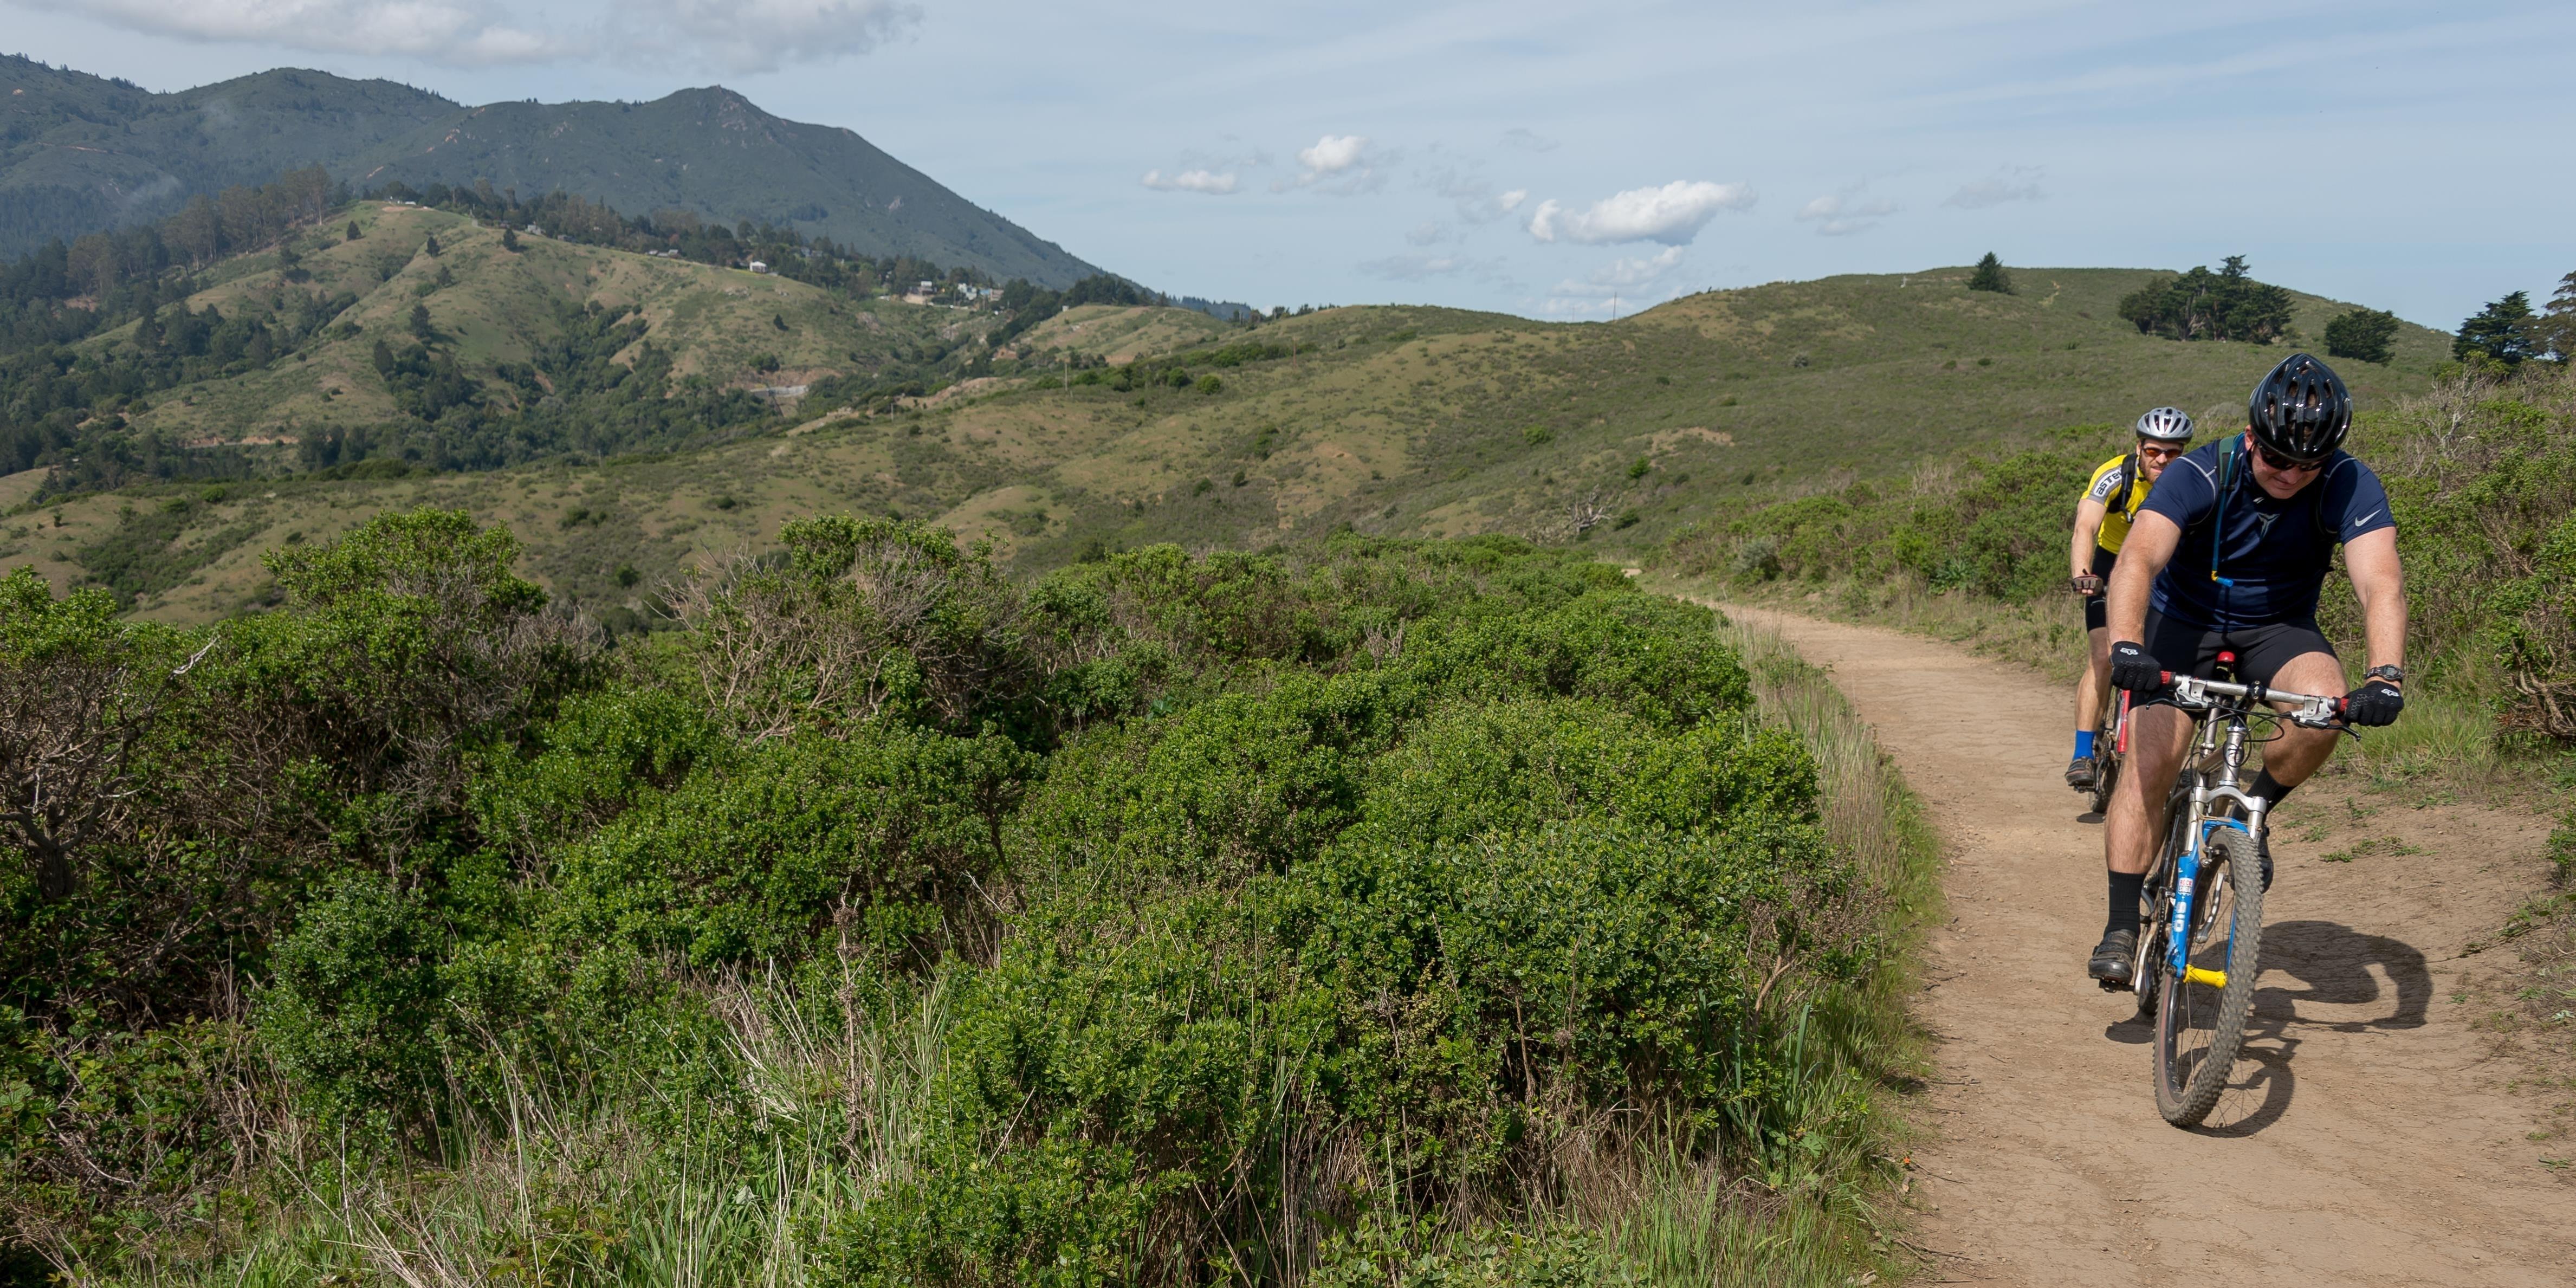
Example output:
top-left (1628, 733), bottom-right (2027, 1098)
top-left (2164, 815), bottom-right (2256, 988)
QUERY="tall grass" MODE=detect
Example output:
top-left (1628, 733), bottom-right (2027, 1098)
top-left (104, 972), bottom-right (952, 1288)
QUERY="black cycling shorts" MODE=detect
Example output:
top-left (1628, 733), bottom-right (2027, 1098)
top-left (2082, 545), bottom-right (2117, 633)
top-left (2139, 609), bottom-right (2336, 691)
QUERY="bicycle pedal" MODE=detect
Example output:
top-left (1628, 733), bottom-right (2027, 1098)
top-left (2096, 977), bottom-right (2130, 994)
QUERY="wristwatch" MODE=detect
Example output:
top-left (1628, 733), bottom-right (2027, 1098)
top-left (2364, 664), bottom-right (2405, 685)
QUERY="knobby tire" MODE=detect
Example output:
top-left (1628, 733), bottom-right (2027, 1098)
top-left (2153, 827), bottom-right (2262, 1127)
top-left (2088, 747), bottom-right (2121, 817)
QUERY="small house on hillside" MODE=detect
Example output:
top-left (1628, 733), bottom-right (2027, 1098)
top-left (747, 260), bottom-right (770, 274)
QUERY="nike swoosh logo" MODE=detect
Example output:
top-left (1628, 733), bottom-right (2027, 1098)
top-left (2351, 509), bottom-right (2383, 528)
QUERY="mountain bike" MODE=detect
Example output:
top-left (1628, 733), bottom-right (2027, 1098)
top-left (2114, 656), bottom-right (2348, 1127)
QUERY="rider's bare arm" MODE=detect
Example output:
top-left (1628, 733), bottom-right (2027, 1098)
top-left (2342, 527), bottom-right (2407, 678)
top-left (2105, 510), bottom-right (2181, 642)
top-left (2069, 497), bottom-right (2109, 582)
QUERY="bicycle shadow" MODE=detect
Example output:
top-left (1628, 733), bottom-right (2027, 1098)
top-left (2099, 920), bottom-right (2431, 1136)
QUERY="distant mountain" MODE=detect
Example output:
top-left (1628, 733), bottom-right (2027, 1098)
top-left (1, 60), bottom-right (454, 246)
top-left (0, 55), bottom-right (1102, 286)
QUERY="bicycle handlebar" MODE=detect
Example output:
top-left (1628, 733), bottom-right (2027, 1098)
top-left (2155, 671), bottom-right (2347, 728)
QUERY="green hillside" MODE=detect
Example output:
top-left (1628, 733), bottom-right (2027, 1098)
top-left (107, 202), bottom-right (968, 448)
top-left (1, 260), bottom-right (2452, 624)
top-left (0, 59), bottom-right (1099, 285)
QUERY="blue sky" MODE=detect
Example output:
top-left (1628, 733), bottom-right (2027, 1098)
top-left (6, 1), bottom-right (2569, 329)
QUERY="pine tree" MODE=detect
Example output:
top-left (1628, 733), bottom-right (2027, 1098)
top-left (500, 226), bottom-right (520, 252)
top-left (1967, 252), bottom-right (2014, 295)
top-left (2455, 290), bottom-right (2538, 366)
top-left (345, 220), bottom-right (361, 242)
top-left (423, 234), bottom-right (441, 257)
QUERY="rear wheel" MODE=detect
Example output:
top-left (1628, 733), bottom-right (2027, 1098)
top-left (2088, 723), bottom-right (2122, 815)
top-left (2153, 827), bottom-right (2263, 1127)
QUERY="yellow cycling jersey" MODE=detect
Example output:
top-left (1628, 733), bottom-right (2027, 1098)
top-left (2083, 454), bottom-right (2152, 554)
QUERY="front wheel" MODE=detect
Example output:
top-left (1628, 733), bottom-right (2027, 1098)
top-left (2153, 827), bottom-right (2263, 1127)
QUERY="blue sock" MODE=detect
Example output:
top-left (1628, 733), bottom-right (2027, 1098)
top-left (2074, 729), bottom-right (2096, 759)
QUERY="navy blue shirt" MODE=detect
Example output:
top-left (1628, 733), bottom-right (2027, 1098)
top-left (2141, 438), bottom-right (2395, 631)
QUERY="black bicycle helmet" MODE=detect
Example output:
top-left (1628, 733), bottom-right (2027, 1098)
top-left (2247, 353), bottom-right (2351, 463)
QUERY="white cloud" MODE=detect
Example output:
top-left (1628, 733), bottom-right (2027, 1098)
top-left (1280, 133), bottom-right (1386, 195)
top-left (1551, 245), bottom-right (1686, 297)
top-left (1363, 253), bottom-right (1466, 280)
top-left (1423, 166), bottom-right (1525, 223)
top-left (1539, 247), bottom-right (1693, 315)
top-left (1297, 134), bottom-right (1368, 175)
top-left (1499, 127), bottom-right (1558, 152)
top-left (1405, 221), bottom-right (1448, 246)
top-left (618, 0), bottom-right (921, 74)
top-left (1361, 251), bottom-right (1511, 282)
top-left (1526, 180), bottom-right (1756, 245)
top-left (1944, 166), bottom-right (2047, 209)
top-left (23, 0), bottom-right (920, 71)
top-left (28, 0), bottom-right (569, 62)
top-left (1142, 168), bottom-right (1240, 195)
top-left (1795, 185), bottom-right (1898, 237)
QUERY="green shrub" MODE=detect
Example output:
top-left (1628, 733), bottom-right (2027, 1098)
top-left (1349, 697), bottom-right (1814, 847)
top-left (1019, 670), bottom-right (1403, 886)
top-left (1300, 819), bottom-right (1848, 1150)
top-left (471, 685), bottom-right (732, 862)
top-left (552, 727), bottom-right (1029, 966)
top-left (1404, 592), bottom-right (1750, 730)
top-left (13, 523), bottom-right (1912, 1282)
top-left (672, 515), bottom-right (1032, 740)
top-left (821, 1134), bottom-right (1162, 1287)
top-left (258, 873), bottom-right (448, 1125)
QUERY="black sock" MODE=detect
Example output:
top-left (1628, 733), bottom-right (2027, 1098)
top-left (2106, 870), bottom-right (2146, 936)
top-left (2250, 769), bottom-right (2295, 806)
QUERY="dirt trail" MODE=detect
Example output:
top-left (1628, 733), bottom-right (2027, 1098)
top-left (1721, 605), bottom-right (2574, 1287)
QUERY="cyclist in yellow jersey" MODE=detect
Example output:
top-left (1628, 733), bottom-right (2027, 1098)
top-left (2066, 407), bottom-right (2196, 789)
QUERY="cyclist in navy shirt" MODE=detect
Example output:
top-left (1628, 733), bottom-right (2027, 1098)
top-left (2085, 354), bottom-right (2410, 987)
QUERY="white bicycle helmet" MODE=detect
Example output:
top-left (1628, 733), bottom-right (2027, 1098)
top-left (2133, 406), bottom-right (2195, 443)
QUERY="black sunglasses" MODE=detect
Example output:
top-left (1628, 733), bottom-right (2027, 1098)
top-left (2252, 442), bottom-right (2323, 473)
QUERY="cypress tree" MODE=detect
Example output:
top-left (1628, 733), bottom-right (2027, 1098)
top-left (2323, 308), bottom-right (2400, 365)
top-left (1967, 252), bottom-right (2014, 295)
top-left (2454, 291), bottom-right (2537, 366)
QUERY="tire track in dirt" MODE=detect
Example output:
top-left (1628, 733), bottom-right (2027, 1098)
top-left (1718, 604), bottom-right (2574, 1287)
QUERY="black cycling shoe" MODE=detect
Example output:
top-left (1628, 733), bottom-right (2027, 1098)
top-left (2088, 928), bottom-right (2137, 988)
top-left (2065, 755), bottom-right (2097, 791)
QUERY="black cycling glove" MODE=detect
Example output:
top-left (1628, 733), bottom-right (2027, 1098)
top-left (2107, 640), bottom-right (2165, 694)
top-left (2342, 679), bottom-right (2403, 727)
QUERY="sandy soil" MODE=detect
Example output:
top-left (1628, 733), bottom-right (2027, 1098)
top-left (1722, 605), bottom-right (2575, 1286)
